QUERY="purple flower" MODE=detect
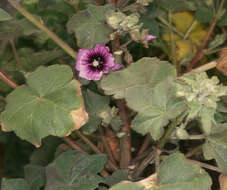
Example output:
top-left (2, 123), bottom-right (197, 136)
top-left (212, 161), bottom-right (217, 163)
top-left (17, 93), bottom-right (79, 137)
top-left (76, 45), bottom-right (122, 80)
top-left (146, 34), bottom-right (156, 41)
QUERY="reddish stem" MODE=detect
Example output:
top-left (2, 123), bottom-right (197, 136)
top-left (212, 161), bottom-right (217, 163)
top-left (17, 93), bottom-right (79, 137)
top-left (136, 134), bottom-right (151, 157)
top-left (63, 137), bottom-right (86, 152)
top-left (186, 17), bottom-right (218, 72)
top-left (117, 100), bottom-right (131, 169)
top-left (0, 70), bottom-right (18, 89)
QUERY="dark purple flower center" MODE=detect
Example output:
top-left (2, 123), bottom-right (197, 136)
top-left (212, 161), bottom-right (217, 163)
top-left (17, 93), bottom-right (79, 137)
top-left (89, 54), bottom-right (105, 71)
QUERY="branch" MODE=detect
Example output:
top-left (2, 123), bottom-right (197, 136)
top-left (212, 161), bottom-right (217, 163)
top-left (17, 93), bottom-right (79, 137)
top-left (7, 0), bottom-right (77, 59)
top-left (186, 0), bottom-right (225, 72)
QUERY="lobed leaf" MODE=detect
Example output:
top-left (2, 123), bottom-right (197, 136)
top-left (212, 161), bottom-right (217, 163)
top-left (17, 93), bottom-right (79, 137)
top-left (0, 65), bottom-right (88, 147)
top-left (45, 151), bottom-right (107, 190)
top-left (67, 4), bottom-right (113, 49)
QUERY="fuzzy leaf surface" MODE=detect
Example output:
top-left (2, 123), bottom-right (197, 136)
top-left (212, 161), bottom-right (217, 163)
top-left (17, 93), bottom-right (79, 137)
top-left (203, 123), bottom-right (227, 173)
top-left (0, 65), bottom-right (86, 146)
top-left (131, 80), bottom-right (186, 140)
top-left (101, 57), bottom-right (176, 99)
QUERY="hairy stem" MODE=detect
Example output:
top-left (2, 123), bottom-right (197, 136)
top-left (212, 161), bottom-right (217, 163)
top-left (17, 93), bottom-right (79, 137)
top-left (7, 0), bottom-right (77, 59)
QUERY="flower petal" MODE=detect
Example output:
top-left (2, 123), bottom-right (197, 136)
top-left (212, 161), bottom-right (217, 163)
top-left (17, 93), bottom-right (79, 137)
top-left (112, 64), bottom-right (123, 71)
top-left (146, 34), bottom-right (156, 41)
top-left (75, 49), bottom-right (90, 71)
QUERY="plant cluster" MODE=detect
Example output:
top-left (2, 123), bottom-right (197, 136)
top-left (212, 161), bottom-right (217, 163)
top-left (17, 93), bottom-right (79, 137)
top-left (0, 0), bottom-right (227, 189)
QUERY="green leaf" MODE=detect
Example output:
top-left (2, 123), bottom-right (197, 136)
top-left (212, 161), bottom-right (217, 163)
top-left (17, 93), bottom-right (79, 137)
top-left (101, 57), bottom-right (176, 99)
top-left (30, 136), bottom-right (62, 166)
top-left (0, 8), bottom-right (12, 21)
top-left (109, 183), bottom-right (145, 190)
top-left (82, 90), bottom-right (111, 134)
top-left (0, 65), bottom-right (87, 146)
top-left (131, 80), bottom-right (186, 140)
top-left (67, 4), bottom-right (113, 48)
top-left (153, 153), bottom-right (212, 190)
top-left (24, 165), bottom-right (46, 190)
top-left (195, 7), bottom-right (213, 23)
top-left (203, 123), bottom-right (227, 173)
top-left (45, 151), bottom-right (107, 190)
top-left (17, 48), bottom-right (65, 71)
top-left (110, 153), bottom-right (211, 190)
top-left (104, 170), bottom-right (128, 186)
top-left (1, 178), bottom-right (30, 190)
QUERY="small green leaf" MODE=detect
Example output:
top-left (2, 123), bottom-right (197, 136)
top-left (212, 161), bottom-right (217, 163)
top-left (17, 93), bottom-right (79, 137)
top-left (203, 123), bottom-right (227, 173)
top-left (24, 165), bottom-right (46, 190)
top-left (101, 57), bottom-right (176, 99)
top-left (0, 8), bottom-right (12, 22)
top-left (0, 65), bottom-right (87, 146)
top-left (67, 4), bottom-right (113, 48)
top-left (195, 7), bottom-right (213, 23)
top-left (1, 178), bottom-right (30, 190)
top-left (82, 90), bottom-right (111, 134)
top-left (45, 151), bottom-right (107, 190)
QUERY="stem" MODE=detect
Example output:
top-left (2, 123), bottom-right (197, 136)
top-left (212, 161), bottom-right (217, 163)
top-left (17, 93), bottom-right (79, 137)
top-left (157, 119), bottom-right (179, 149)
top-left (183, 19), bottom-right (197, 40)
top-left (158, 16), bottom-right (184, 38)
top-left (7, 0), bottom-right (77, 59)
top-left (0, 70), bottom-right (18, 89)
top-left (75, 130), bottom-right (119, 171)
top-left (63, 136), bottom-right (86, 152)
top-left (185, 145), bottom-right (203, 158)
top-left (193, 61), bottom-right (217, 73)
top-left (99, 126), bottom-right (119, 169)
top-left (75, 130), bottom-right (101, 154)
top-left (188, 134), bottom-right (206, 140)
top-left (186, 0), bottom-right (226, 72)
top-left (188, 159), bottom-right (222, 173)
top-left (132, 149), bottom-right (155, 178)
top-left (154, 148), bottom-right (161, 172)
top-left (9, 40), bottom-right (24, 71)
top-left (117, 100), bottom-right (131, 169)
top-left (168, 9), bottom-right (180, 75)
top-left (136, 134), bottom-right (151, 157)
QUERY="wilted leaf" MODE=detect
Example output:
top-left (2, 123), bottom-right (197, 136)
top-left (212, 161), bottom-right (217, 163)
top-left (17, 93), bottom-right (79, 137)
top-left (0, 8), bottom-right (12, 21)
top-left (67, 4), bottom-right (113, 48)
top-left (1, 178), bottom-right (30, 190)
top-left (0, 65), bottom-right (88, 146)
top-left (45, 151), bottom-right (107, 190)
top-left (203, 123), bottom-right (227, 173)
top-left (101, 57), bottom-right (176, 99)
top-left (219, 174), bottom-right (227, 190)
